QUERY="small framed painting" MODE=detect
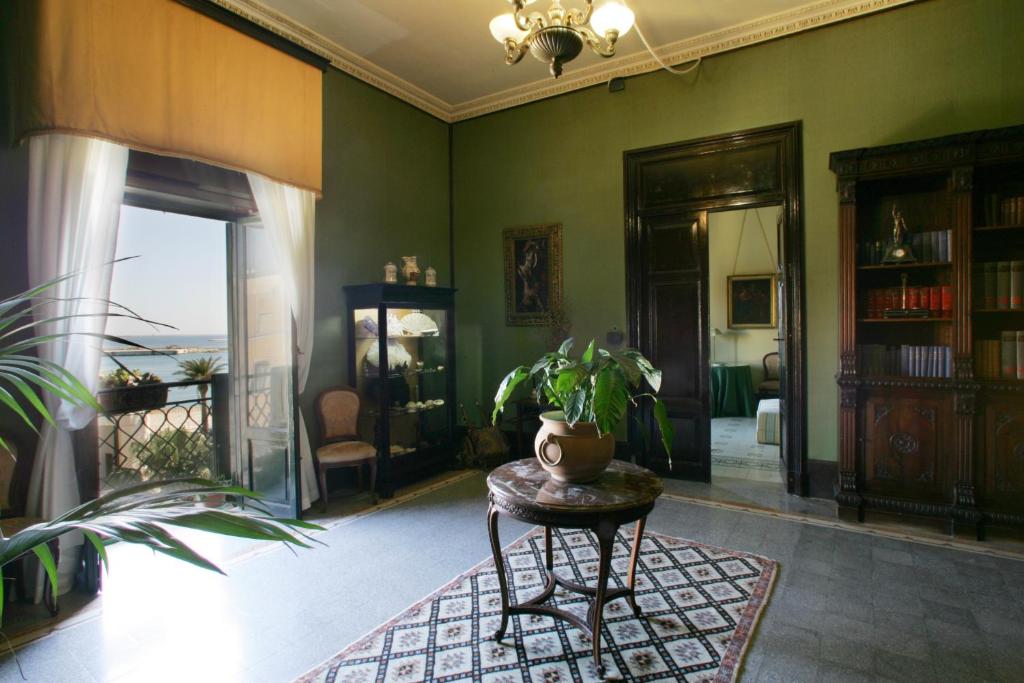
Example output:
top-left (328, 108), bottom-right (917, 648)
top-left (503, 223), bottom-right (562, 326)
top-left (727, 274), bottom-right (777, 329)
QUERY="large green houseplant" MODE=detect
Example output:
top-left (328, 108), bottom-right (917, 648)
top-left (0, 272), bottom-right (322, 619)
top-left (493, 338), bottom-right (675, 479)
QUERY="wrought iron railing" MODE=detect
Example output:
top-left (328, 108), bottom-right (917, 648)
top-left (96, 379), bottom-right (222, 491)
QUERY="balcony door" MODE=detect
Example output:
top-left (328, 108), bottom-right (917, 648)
top-left (229, 218), bottom-right (300, 517)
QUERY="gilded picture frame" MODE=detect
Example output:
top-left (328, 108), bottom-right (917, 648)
top-left (503, 223), bottom-right (563, 326)
top-left (727, 274), bottom-right (777, 329)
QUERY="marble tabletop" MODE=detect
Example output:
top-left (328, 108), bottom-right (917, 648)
top-left (487, 458), bottom-right (663, 513)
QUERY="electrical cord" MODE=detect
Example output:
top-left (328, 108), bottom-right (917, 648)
top-left (634, 21), bottom-right (701, 75)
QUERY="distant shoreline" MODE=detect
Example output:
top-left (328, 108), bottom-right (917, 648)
top-left (106, 346), bottom-right (227, 357)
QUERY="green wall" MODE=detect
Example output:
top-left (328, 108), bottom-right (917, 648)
top-left (451, 0), bottom-right (1024, 462)
top-left (304, 69), bottom-right (450, 418)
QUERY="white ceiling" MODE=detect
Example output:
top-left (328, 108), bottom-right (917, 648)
top-left (223, 0), bottom-right (916, 121)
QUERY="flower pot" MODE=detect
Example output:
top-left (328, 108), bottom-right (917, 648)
top-left (534, 411), bottom-right (615, 483)
top-left (99, 385), bottom-right (169, 413)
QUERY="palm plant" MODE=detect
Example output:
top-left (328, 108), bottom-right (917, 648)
top-left (0, 272), bottom-right (323, 620)
top-left (177, 356), bottom-right (226, 400)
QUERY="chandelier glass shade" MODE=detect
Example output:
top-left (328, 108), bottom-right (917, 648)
top-left (489, 0), bottom-right (635, 78)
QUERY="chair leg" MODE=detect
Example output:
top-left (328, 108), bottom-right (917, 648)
top-left (368, 458), bottom-right (378, 504)
top-left (318, 466), bottom-right (329, 512)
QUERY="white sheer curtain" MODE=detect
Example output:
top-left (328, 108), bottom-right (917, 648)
top-left (246, 173), bottom-right (318, 510)
top-left (26, 133), bottom-right (129, 595)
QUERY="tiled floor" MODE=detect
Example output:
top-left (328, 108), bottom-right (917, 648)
top-left (2, 471), bottom-right (1023, 682)
top-left (711, 417), bottom-right (783, 484)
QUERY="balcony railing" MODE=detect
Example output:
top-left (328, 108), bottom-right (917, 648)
top-left (95, 379), bottom-right (227, 492)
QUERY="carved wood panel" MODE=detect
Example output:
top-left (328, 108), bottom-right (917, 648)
top-left (982, 395), bottom-right (1024, 512)
top-left (861, 391), bottom-right (952, 501)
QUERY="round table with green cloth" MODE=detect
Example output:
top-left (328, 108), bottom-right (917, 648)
top-left (711, 363), bottom-right (756, 417)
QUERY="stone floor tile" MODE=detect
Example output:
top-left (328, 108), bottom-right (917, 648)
top-left (874, 649), bottom-right (938, 682)
top-left (919, 598), bottom-right (979, 629)
top-left (871, 545), bottom-right (915, 567)
top-left (819, 635), bottom-right (875, 674)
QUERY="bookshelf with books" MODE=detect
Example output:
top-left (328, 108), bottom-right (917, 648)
top-left (832, 124), bottom-right (1024, 540)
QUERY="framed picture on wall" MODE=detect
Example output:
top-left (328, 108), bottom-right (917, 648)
top-left (727, 274), bottom-right (777, 329)
top-left (503, 223), bottom-right (563, 326)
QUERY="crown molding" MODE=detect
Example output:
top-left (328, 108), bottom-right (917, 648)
top-left (451, 0), bottom-right (918, 121)
top-left (212, 0), bottom-right (918, 124)
top-left (209, 0), bottom-right (452, 121)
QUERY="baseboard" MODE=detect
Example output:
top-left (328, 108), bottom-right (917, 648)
top-left (807, 459), bottom-right (838, 499)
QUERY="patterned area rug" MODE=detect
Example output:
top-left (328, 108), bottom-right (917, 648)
top-left (297, 527), bottom-right (777, 682)
top-left (711, 418), bottom-right (781, 479)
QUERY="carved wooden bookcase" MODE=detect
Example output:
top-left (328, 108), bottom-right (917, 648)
top-left (831, 125), bottom-right (1024, 539)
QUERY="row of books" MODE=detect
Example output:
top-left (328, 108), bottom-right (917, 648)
top-left (858, 345), bottom-right (952, 378)
top-left (977, 261), bottom-right (1024, 309)
top-left (975, 333), bottom-right (1024, 380)
top-left (858, 229), bottom-right (951, 266)
top-left (981, 193), bottom-right (1024, 227)
top-left (864, 286), bottom-right (953, 318)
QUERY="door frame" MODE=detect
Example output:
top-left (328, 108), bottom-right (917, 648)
top-left (625, 121), bottom-right (808, 495)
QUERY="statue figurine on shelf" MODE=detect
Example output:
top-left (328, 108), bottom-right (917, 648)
top-left (881, 203), bottom-right (917, 264)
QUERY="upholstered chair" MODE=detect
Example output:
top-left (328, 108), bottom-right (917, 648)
top-left (757, 352), bottom-right (781, 400)
top-left (315, 387), bottom-right (378, 509)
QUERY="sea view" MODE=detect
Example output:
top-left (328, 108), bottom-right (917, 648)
top-left (101, 334), bottom-right (229, 401)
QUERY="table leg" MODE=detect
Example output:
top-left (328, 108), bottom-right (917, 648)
top-left (591, 521), bottom-right (617, 679)
top-left (544, 526), bottom-right (553, 572)
top-left (626, 516), bottom-right (646, 617)
top-left (487, 503), bottom-right (510, 641)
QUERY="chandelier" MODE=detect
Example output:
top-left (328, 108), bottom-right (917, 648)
top-left (489, 0), bottom-right (636, 78)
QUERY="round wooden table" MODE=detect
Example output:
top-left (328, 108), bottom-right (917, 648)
top-left (486, 458), bottom-right (663, 678)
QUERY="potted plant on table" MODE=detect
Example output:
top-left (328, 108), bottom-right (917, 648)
top-left (492, 338), bottom-right (675, 482)
top-left (98, 367), bottom-right (167, 413)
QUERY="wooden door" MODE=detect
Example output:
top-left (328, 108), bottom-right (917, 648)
top-left (634, 212), bottom-right (710, 480)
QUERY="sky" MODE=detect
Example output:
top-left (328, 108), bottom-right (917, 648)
top-left (106, 205), bottom-right (229, 337)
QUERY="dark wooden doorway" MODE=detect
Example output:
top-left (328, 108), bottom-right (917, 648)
top-left (625, 122), bottom-right (808, 495)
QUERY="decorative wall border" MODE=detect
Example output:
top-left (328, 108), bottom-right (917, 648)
top-left (213, 0), bottom-right (918, 123)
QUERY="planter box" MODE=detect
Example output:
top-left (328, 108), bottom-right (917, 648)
top-left (98, 385), bottom-right (169, 413)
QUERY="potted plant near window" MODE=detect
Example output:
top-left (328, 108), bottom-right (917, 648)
top-left (492, 338), bottom-right (675, 483)
top-left (0, 272), bottom-right (323, 620)
top-left (98, 368), bottom-right (168, 413)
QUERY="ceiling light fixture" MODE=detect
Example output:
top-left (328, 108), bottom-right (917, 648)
top-left (489, 0), bottom-right (635, 78)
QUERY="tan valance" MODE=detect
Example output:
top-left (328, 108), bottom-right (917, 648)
top-left (4, 0), bottom-right (322, 195)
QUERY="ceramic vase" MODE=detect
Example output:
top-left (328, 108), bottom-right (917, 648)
top-left (383, 262), bottom-right (397, 283)
top-left (401, 256), bottom-right (420, 285)
top-left (533, 411), bottom-right (615, 483)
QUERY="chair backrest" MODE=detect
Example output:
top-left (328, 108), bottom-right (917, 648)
top-left (763, 352), bottom-right (781, 380)
top-left (317, 387), bottom-right (361, 443)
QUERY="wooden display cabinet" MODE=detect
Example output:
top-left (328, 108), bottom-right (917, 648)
top-left (344, 284), bottom-right (456, 498)
top-left (832, 124), bottom-right (1024, 538)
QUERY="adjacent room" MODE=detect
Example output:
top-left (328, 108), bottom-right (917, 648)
top-left (0, 0), bottom-right (1022, 681)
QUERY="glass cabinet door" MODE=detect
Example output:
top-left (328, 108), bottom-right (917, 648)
top-left (352, 306), bottom-right (451, 462)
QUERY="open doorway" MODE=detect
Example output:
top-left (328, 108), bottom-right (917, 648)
top-left (625, 122), bottom-right (807, 495)
top-left (99, 206), bottom-right (230, 492)
top-left (707, 206), bottom-right (784, 489)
